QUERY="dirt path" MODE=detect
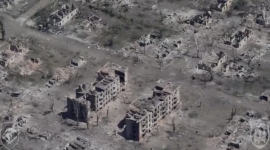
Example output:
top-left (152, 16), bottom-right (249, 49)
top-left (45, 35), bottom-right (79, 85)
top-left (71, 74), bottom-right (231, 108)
top-left (16, 0), bottom-right (53, 24)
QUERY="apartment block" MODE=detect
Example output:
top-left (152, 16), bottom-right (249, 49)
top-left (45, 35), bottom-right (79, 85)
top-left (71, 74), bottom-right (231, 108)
top-left (125, 80), bottom-right (180, 141)
top-left (66, 62), bottom-right (128, 121)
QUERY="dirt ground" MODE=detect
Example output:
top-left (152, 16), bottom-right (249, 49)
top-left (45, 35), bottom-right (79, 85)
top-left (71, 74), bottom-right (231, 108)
top-left (1, 0), bottom-right (270, 150)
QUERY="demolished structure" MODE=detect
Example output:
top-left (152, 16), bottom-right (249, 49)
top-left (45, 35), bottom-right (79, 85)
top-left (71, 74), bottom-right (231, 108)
top-left (125, 80), bottom-right (180, 141)
top-left (64, 136), bottom-right (90, 150)
top-left (225, 27), bottom-right (253, 48)
top-left (0, 44), bottom-right (28, 67)
top-left (214, 0), bottom-right (233, 12)
top-left (70, 56), bottom-right (85, 67)
top-left (48, 4), bottom-right (78, 26)
top-left (19, 58), bottom-right (42, 75)
top-left (67, 62), bottom-right (128, 121)
top-left (256, 6), bottom-right (270, 26)
top-left (0, 0), bottom-right (12, 9)
top-left (186, 11), bottom-right (212, 27)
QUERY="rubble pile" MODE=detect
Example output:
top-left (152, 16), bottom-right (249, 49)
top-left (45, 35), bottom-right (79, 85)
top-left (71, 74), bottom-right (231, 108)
top-left (45, 66), bottom-right (75, 88)
top-left (194, 51), bottom-right (258, 80)
top-left (94, 0), bottom-right (136, 9)
top-left (77, 15), bottom-right (105, 33)
top-left (157, 9), bottom-right (198, 28)
top-left (215, 112), bottom-right (270, 150)
top-left (19, 58), bottom-right (42, 75)
top-left (26, 126), bottom-right (52, 140)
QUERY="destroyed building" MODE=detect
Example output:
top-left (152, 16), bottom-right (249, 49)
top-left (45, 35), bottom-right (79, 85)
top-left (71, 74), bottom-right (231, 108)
top-left (125, 80), bottom-right (180, 141)
top-left (214, 0), bottom-right (233, 12)
top-left (67, 96), bottom-right (90, 121)
top-left (64, 136), bottom-right (90, 150)
top-left (256, 10), bottom-right (270, 26)
top-left (225, 28), bottom-right (253, 48)
top-left (96, 62), bottom-right (128, 91)
top-left (67, 63), bottom-right (128, 121)
top-left (186, 11), bottom-right (212, 26)
top-left (0, 44), bottom-right (26, 67)
top-left (70, 56), bottom-right (85, 67)
top-left (0, 0), bottom-right (12, 9)
top-left (138, 34), bottom-right (158, 47)
top-left (48, 4), bottom-right (78, 26)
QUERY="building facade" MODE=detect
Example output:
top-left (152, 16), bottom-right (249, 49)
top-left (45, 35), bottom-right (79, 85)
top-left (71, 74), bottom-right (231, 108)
top-left (66, 62), bottom-right (128, 121)
top-left (125, 80), bottom-right (180, 141)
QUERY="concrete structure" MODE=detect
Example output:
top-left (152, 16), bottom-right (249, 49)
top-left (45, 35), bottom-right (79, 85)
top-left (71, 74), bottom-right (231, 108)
top-left (186, 11), bottom-right (212, 26)
top-left (66, 63), bottom-right (128, 121)
top-left (67, 96), bottom-right (90, 122)
top-left (214, 0), bottom-right (233, 12)
top-left (97, 62), bottom-right (128, 91)
top-left (125, 80), bottom-right (180, 141)
top-left (0, 44), bottom-right (25, 67)
top-left (70, 56), bottom-right (85, 67)
top-left (65, 136), bottom-right (90, 150)
top-left (48, 4), bottom-right (78, 26)
top-left (260, 89), bottom-right (270, 101)
top-left (225, 28), bottom-right (253, 48)
top-left (88, 75), bottom-right (121, 111)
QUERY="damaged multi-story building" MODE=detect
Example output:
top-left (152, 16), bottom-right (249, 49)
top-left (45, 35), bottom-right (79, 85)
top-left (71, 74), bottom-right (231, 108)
top-left (0, 44), bottom-right (27, 67)
top-left (67, 62), bottom-right (128, 121)
top-left (186, 11), bottom-right (212, 27)
top-left (48, 3), bottom-right (78, 26)
top-left (225, 27), bottom-right (253, 48)
top-left (214, 0), bottom-right (233, 12)
top-left (125, 80), bottom-right (180, 141)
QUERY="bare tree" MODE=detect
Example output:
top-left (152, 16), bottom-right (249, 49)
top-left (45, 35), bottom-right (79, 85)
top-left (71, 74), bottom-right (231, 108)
top-left (227, 106), bottom-right (237, 123)
top-left (49, 97), bottom-right (54, 112)
top-left (194, 36), bottom-right (200, 58)
top-left (96, 113), bottom-right (100, 126)
top-left (106, 106), bottom-right (109, 119)
top-left (172, 118), bottom-right (176, 133)
top-left (0, 17), bottom-right (5, 41)
top-left (72, 100), bottom-right (80, 126)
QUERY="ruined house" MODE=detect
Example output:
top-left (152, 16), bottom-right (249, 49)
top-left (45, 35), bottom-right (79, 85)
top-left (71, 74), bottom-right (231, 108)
top-left (0, 44), bottom-right (25, 67)
top-left (214, 0), bottom-right (233, 12)
top-left (64, 136), bottom-right (90, 150)
top-left (138, 34), bottom-right (158, 47)
top-left (67, 63), bottom-right (128, 121)
top-left (48, 4), bottom-right (78, 26)
top-left (225, 28), bottom-right (253, 48)
top-left (125, 80), bottom-right (180, 141)
top-left (70, 56), bottom-right (85, 67)
top-left (256, 12), bottom-right (270, 26)
top-left (186, 11), bottom-right (212, 26)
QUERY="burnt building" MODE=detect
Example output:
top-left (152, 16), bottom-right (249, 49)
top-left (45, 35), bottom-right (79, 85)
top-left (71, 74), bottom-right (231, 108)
top-left (88, 75), bottom-right (121, 111)
top-left (186, 11), bottom-right (212, 26)
top-left (214, 0), bottom-right (233, 12)
top-left (67, 63), bottom-right (128, 121)
top-left (225, 27), bottom-right (253, 48)
top-left (97, 62), bottom-right (128, 91)
top-left (125, 80), bottom-right (180, 141)
top-left (48, 4), bottom-right (78, 26)
top-left (67, 96), bottom-right (90, 122)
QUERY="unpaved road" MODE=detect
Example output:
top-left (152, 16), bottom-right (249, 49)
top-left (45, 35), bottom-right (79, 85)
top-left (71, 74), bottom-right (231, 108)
top-left (16, 0), bottom-right (53, 24)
